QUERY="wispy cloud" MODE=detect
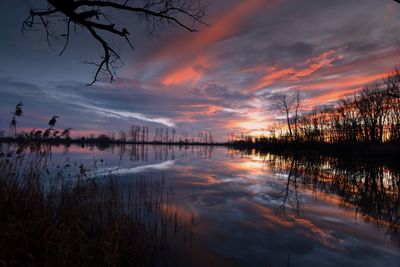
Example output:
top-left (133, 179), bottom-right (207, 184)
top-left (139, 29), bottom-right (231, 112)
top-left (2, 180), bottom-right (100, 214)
top-left (80, 104), bottom-right (175, 127)
top-left (249, 48), bottom-right (345, 93)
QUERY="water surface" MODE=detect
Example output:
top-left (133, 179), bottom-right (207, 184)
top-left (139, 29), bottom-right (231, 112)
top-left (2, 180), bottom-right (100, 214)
top-left (47, 144), bottom-right (400, 267)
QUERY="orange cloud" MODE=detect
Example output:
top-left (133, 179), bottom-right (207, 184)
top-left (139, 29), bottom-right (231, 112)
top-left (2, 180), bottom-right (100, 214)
top-left (142, 0), bottom-right (277, 86)
top-left (302, 72), bottom-right (387, 92)
top-left (196, 0), bottom-right (270, 48)
top-left (161, 55), bottom-right (209, 86)
top-left (249, 49), bottom-right (343, 92)
top-left (301, 72), bottom-right (387, 107)
top-left (303, 89), bottom-right (356, 108)
top-left (182, 104), bottom-right (223, 114)
top-left (175, 104), bottom-right (226, 123)
top-left (294, 50), bottom-right (339, 78)
top-left (252, 67), bottom-right (295, 91)
top-left (154, 0), bottom-right (272, 62)
top-left (162, 65), bottom-right (202, 85)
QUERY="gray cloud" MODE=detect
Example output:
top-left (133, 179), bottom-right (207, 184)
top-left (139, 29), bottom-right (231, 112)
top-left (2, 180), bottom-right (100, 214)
top-left (1, 0), bottom-right (400, 140)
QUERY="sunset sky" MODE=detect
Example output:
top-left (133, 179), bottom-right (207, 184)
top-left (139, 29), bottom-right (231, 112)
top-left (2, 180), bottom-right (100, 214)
top-left (1, 0), bottom-right (400, 140)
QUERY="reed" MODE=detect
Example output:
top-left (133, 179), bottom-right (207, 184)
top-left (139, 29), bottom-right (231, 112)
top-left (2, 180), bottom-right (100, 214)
top-left (0, 143), bottom-right (176, 266)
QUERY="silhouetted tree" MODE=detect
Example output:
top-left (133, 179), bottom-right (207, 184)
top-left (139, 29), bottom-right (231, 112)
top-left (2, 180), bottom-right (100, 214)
top-left (234, 68), bottom-right (400, 147)
top-left (22, 0), bottom-right (208, 85)
top-left (384, 68), bottom-right (400, 99)
top-left (271, 90), bottom-right (301, 141)
top-left (119, 130), bottom-right (127, 142)
top-left (172, 128), bottom-right (176, 143)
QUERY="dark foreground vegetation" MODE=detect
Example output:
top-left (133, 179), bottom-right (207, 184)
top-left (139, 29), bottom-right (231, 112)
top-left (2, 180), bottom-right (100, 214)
top-left (0, 143), bottom-right (187, 266)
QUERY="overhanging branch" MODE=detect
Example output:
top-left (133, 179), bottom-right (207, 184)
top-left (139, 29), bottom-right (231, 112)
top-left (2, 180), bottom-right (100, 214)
top-left (22, 0), bottom-right (207, 85)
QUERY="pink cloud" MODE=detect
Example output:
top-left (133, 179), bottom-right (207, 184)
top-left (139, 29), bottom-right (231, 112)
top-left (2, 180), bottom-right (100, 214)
top-left (249, 48), bottom-right (344, 92)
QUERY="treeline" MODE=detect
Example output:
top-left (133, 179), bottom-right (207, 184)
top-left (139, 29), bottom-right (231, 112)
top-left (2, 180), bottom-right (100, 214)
top-left (297, 72), bottom-right (400, 144)
top-left (231, 68), bottom-right (400, 150)
top-left (0, 104), bottom-right (217, 145)
top-left (92, 128), bottom-right (215, 145)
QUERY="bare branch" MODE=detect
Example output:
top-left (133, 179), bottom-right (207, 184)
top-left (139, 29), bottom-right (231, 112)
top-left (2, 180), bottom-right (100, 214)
top-left (22, 0), bottom-right (207, 85)
top-left (59, 19), bottom-right (71, 56)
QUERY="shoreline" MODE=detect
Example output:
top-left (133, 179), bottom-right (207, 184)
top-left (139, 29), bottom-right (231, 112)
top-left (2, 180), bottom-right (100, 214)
top-left (1, 137), bottom-right (399, 159)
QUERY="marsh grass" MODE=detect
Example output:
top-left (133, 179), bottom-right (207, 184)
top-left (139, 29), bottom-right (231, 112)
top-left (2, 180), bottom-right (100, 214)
top-left (0, 143), bottom-right (183, 266)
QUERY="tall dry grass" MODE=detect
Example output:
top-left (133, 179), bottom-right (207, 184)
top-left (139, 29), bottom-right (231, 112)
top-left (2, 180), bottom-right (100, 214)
top-left (0, 143), bottom-right (177, 266)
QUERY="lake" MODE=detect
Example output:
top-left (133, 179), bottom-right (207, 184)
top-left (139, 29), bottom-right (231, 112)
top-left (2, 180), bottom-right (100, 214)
top-left (41, 144), bottom-right (400, 266)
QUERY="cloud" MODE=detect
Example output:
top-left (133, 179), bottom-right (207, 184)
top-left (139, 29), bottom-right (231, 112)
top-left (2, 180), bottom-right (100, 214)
top-left (79, 104), bottom-right (176, 127)
top-left (134, 0), bottom-right (279, 86)
top-left (1, 0), bottom-right (400, 139)
top-left (249, 48), bottom-right (345, 93)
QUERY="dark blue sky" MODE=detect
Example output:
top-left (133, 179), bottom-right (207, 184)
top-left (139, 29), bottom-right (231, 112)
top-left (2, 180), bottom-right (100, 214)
top-left (1, 0), bottom-right (400, 140)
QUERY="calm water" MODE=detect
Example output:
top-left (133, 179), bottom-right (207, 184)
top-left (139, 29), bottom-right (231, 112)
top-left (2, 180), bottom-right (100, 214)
top-left (47, 144), bottom-right (399, 267)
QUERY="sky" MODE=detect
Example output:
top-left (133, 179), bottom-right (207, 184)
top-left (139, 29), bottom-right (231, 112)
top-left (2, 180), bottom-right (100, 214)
top-left (1, 0), bottom-right (400, 141)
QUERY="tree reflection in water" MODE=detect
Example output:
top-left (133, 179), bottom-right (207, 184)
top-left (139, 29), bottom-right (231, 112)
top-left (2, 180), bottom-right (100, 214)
top-left (260, 152), bottom-right (400, 245)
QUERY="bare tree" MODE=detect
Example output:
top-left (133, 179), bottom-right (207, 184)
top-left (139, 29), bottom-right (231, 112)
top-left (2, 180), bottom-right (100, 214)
top-left (252, 68), bottom-right (400, 145)
top-left (293, 90), bottom-right (301, 140)
top-left (271, 90), bottom-right (301, 141)
top-left (119, 130), bottom-right (127, 142)
top-left (355, 83), bottom-right (389, 143)
top-left (172, 128), bottom-right (176, 143)
top-left (22, 0), bottom-right (208, 85)
top-left (384, 68), bottom-right (400, 99)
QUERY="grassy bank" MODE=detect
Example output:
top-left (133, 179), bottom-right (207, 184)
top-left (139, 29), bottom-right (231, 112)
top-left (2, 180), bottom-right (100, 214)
top-left (0, 143), bottom-right (179, 266)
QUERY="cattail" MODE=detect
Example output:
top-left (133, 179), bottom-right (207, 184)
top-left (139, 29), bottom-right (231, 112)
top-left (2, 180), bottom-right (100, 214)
top-left (9, 102), bottom-right (23, 137)
top-left (48, 116), bottom-right (59, 129)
